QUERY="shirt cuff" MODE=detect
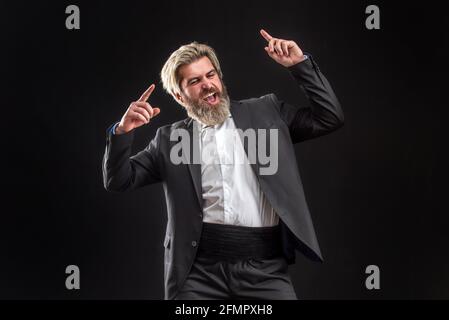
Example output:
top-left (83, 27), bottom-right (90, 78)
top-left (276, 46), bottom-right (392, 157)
top-left (109, 122), bottom-right (120, 135)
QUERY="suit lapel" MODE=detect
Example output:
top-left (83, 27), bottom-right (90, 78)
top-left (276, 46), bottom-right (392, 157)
top-left (182, 118), bottom-right (203, 208)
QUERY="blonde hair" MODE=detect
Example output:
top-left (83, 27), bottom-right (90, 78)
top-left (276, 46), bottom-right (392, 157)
top-left (160, 42), bottom-right (223, 98)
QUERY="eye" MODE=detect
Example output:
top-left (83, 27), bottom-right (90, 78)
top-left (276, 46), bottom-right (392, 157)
top-left (207, 72), bottom-right (216, 78)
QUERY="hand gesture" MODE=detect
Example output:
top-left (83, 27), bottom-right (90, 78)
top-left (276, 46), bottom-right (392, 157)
top-left (260, 29), bottom-right (306, 67)
top-left (116, 84), bottom-right (161, 134)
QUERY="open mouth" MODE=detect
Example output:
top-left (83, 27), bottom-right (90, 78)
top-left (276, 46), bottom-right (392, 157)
top-left (203, 92), bottom-right (218, 104)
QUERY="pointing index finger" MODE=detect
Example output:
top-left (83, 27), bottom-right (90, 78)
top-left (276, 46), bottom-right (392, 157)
top-left (260, 29), bottom-right (273, 42)
top-left (138, 84), bottom-right (155, 102)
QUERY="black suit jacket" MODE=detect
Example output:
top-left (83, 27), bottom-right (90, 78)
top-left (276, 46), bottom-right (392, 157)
top-left (102, 54), bottom-right (344, 299)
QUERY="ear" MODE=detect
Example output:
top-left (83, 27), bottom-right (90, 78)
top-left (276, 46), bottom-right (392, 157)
top-left (174, 92), bottom-right (183, 103)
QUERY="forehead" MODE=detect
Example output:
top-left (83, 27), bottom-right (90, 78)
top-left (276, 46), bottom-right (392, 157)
top-left (178, 56), bottom-right (215, 81)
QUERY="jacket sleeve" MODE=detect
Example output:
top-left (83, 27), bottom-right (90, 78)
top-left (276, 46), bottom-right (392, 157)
top-left (270, 53), bottom-right (344, 143)
top-left (102, 124), bottom-right (162, 192)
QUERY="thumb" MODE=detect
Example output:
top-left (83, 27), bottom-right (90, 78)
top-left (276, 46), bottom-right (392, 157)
top-left (264, 47), bottom-right (276, 58)
top-left (152, 107), bottom-right (161, 117)
top-left (264, 46), bottom-right (275, 55)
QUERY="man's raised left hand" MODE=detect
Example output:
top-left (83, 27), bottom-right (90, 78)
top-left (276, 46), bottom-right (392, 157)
top-left (260, 29), bottom-right (306, 67)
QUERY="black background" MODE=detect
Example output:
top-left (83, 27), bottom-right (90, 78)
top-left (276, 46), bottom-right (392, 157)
top-left (2, 0), bottom-right (448, 299)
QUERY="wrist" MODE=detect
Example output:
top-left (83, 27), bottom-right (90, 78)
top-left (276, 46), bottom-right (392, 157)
top-left (287, 54), bottom-right (307, 67)
top-left (115, 124), bottom-right (127, 135)
top-left (298, 54), bottom-right (307, 63)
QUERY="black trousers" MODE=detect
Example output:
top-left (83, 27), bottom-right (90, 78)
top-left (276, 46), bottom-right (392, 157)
top-left (174, 223), bottom-right (298, 300)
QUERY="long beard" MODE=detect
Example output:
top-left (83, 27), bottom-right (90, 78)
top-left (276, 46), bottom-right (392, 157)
top-left (182, 84), bottom-right (231, 126)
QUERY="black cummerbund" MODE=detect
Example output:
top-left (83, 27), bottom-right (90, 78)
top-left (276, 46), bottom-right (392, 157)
top-left (197, 222), bottom-right (282, 261)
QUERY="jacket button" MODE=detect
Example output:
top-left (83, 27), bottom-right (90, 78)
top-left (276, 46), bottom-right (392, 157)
top-left (191, 241), bottom-right (197, 247)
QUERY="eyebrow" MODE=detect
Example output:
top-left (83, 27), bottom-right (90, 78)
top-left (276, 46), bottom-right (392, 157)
top-left (186, 69), bottom-right (216, 83)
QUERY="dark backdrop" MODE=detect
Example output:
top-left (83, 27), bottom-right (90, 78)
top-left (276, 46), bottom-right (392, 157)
top-left (2, 0), bottom-right (448, 299)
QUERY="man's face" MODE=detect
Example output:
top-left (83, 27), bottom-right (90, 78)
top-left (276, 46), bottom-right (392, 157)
top-left (177, 56), bottom-right (223, 106)
top-left (176, 56), bottom-right (230, 126)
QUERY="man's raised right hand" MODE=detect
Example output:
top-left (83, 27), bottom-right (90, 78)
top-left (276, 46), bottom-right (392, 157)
top-left (115, 84), bottom-right (161, 135)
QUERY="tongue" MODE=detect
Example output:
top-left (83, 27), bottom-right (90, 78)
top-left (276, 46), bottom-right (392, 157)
top-left (207, 94), bottom-right (215, 103)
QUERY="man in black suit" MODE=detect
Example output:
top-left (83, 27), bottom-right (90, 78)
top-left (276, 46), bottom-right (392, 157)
top-left (102, 29), bottom-right (344, 299)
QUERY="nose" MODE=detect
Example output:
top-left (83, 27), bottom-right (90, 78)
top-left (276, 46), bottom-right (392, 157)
top-left (201, 80), bottom-right (213, 90)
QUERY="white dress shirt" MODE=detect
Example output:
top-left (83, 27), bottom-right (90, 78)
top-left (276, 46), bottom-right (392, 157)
top-left (196, 115), bottom-right (279, 227)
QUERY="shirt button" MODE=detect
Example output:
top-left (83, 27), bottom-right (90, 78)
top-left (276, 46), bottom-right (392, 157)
top-left (191, 241), bottom-right (197, 247)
